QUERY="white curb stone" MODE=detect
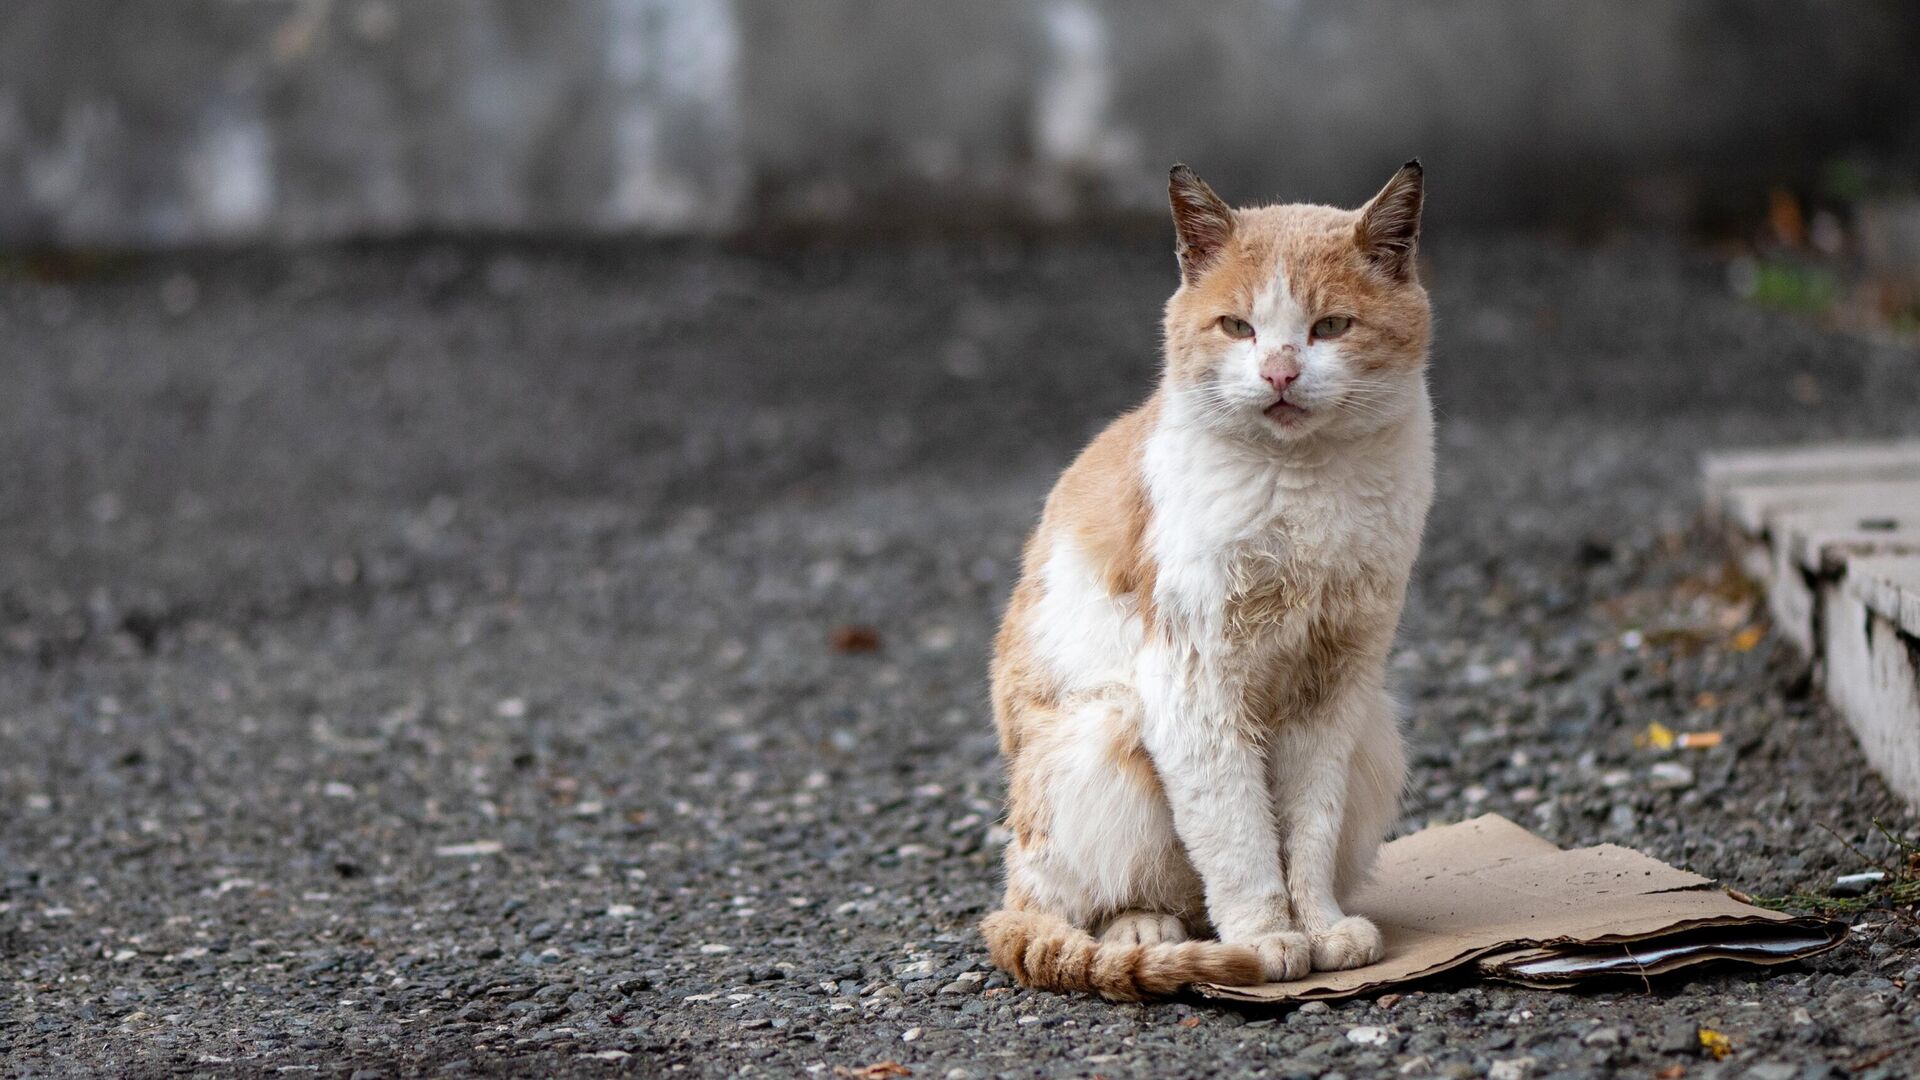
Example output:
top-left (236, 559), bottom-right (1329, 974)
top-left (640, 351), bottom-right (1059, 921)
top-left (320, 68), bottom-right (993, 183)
top-left (1702, 440), bottom-right (1920, 805)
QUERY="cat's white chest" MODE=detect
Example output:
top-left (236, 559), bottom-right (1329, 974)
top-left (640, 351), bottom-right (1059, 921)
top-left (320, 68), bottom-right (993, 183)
top-left (1141, 418), bottom-right (1429, 688)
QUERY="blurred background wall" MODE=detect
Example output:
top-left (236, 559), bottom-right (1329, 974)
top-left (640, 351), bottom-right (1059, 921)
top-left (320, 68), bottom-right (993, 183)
top-left (3, 0), bottom-right (1918, 247)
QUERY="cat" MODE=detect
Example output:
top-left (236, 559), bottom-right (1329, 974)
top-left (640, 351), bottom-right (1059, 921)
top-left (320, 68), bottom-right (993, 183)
top-left (979, 161), bottom-right (1433, 999)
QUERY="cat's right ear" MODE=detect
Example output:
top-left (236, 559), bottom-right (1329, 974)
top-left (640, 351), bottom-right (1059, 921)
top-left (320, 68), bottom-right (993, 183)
top-left (1356, 159), bottom-right (1424, 281)
top-left (1169, 164), bottom-right (1233, 284)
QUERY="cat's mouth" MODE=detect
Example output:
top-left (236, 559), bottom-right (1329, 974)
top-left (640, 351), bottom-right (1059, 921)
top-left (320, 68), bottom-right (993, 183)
top-left (1263, 398), bottom-right (1309, 424)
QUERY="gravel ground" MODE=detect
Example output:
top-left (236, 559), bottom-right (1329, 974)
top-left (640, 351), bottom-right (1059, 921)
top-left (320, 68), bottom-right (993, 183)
top-left (3, 233), bottom-right (1920, 1079)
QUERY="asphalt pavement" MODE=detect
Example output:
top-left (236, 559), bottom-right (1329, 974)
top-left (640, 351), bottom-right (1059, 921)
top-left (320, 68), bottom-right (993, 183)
top-left (4, 233), bottom-right (1919, 1077)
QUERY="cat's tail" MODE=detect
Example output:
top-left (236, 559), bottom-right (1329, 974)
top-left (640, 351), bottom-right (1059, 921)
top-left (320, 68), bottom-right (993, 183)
top-left (979, 909), bottom-right (1264, 1001)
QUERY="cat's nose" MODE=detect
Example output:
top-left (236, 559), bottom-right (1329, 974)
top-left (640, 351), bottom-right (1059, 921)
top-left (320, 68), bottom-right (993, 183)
top-left (1261, 348), bottom-right (1301, 394)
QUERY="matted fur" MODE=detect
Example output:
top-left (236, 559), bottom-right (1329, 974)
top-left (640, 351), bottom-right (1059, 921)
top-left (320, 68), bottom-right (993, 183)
top-left (981, 162), bottom-right (1433, 999)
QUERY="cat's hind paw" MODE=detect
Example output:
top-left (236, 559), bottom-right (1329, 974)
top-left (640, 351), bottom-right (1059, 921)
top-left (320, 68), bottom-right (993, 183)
top-left (1309, 915), bottom-right (1384, 972)
top-left (1249, 931), bottom-right (1312, 981)
top-left (1098, 911), bottom-right (1189, 947)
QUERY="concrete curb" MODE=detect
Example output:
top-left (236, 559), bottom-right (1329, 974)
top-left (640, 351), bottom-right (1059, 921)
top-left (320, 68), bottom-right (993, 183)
top-left (1703, 441), bottom-right (1920, 805)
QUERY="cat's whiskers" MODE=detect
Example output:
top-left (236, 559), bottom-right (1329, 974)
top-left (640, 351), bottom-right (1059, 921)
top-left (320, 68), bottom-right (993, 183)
top-left (1334, 379), bottom-right (1414, 423)
top-left (1178, 382), bottom-right (1257, 428)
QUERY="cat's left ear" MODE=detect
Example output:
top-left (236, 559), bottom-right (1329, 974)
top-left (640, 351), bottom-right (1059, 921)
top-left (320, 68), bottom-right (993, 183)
top-left (1169, 164), bottom-right (1234, 284)
top-left (1356, 159), bottom-right (1424, 281)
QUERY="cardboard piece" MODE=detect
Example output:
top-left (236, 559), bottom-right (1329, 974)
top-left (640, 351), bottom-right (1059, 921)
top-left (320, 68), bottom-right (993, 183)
top-left (1199, 814), bottom-right (1846, 1004)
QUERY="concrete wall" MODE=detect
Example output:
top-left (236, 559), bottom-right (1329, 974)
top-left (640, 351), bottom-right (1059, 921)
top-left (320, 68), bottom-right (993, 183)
top-left (3, 0), bottom-right (1917, 246)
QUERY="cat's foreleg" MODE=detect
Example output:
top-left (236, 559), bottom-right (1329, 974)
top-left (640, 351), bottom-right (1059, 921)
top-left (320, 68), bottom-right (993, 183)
top-left (1272, 685), bottom-right (1393, 972)
top-left (1139, 652), bottom-right (1310, 981)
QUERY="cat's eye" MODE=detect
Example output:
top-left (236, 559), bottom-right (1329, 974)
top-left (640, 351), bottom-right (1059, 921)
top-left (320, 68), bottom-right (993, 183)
top-left (1311, 314), bottom-right (1353, 341)
top-left (1217, 316), bottom-right (1255, 340)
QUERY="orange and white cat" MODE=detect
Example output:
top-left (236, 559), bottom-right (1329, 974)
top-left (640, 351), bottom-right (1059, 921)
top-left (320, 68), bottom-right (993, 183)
top-left (981, 162), bottom-right (1432, 999)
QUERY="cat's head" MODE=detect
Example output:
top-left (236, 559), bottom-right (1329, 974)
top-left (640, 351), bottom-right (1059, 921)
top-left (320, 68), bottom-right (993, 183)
top-left (1160, 161), bottom-right (1431, 445)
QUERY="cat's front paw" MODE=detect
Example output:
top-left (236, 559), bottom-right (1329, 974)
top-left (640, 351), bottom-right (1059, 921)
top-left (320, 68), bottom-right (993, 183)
top-left (1309, 915), bottom-right (1384, 972)
top-left (1248, 931), bottom-right (1312, 982)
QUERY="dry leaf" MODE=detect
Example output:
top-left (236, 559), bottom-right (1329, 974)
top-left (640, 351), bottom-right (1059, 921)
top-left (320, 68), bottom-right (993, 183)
top-left (1637, 722), bottom-right (1677, 750)
top-left (1697, 1027), bottom-right (1733, 1060)
top-left (833, 1063), bottom-right (912, 1079)
top-left (1768, 188), bottom-right (1806, 247)
top-left (831, 625), bottom-right (882, 653)
top-left (1730, 626), bottom-right (1765, 653)
top-left (1693, 691), bottom-right (1720, 709)
top-left (1178, 1016), bottom-right (1202, 1028)
top-left (1655, 1065), bottom-right (1686, 1079)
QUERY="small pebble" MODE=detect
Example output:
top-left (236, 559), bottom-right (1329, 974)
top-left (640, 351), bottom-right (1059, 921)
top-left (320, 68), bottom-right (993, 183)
top-left (1649, 762), bottom-right (1695, 789)
top-left (1487, 1057), bottom-right (1535, 1080)
top-left (1347, 1025), bottom-right (1390, 1047)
